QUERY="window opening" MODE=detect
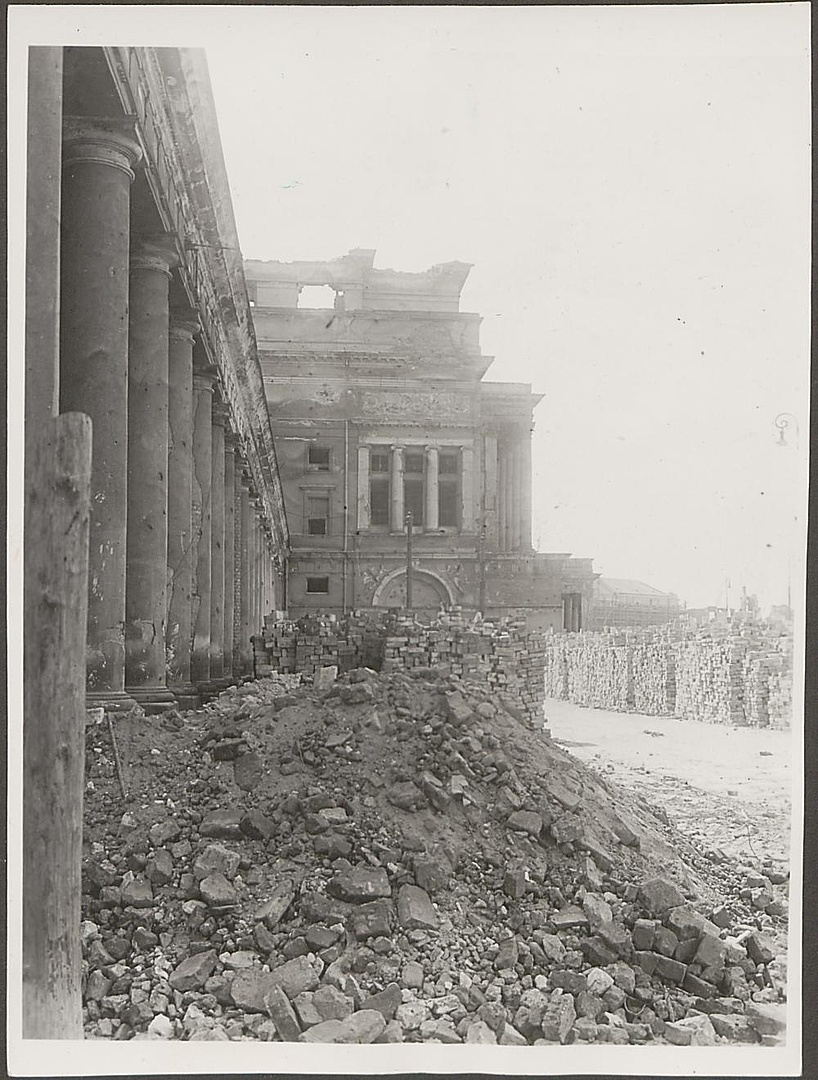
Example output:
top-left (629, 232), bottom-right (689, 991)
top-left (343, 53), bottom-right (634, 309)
top-left (306, 576), bottom-right (330, 594)
top-left (438, 449), bottom-right (460, 527)
top-left (297, 284), bottom-right (337, 309)
top-left (369, 446), bottom-right (390, 526)
top-left (308, 445), bottom-right (331, 470)
top-left (307, 495), bottom-right (330, 536)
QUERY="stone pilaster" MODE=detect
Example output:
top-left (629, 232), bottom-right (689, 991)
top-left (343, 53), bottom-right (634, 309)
top-left (208, 399), bottom-right (227, 683)
top-left (424, 445), bottom-right (439, 532)
top-left (357, 444), bottom-right (370, 530)
top-left (59, 117), bottom-right (141, 709)
top-left (390, 445), bottom-right (405, 532)
top-left (460, 444), bottom-right (475, 533)
top-left (483, 433), bottom-right (498, 548)
top-left (124, 235), bottom-right (177, 709)
top-left (166, 311), bottom-right (198, 704)
top-left (190, 363), bottom-right (217, 686)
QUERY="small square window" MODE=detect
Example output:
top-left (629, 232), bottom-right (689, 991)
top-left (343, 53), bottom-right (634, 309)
top-left (308, 446), bottom-right (331, 470)
top-left (405, 452), bottom-right (424, 474)
top-left (306, 576), bottom-right (329, 594)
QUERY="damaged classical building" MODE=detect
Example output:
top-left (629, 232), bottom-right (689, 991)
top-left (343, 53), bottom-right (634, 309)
top-left (245, 250), bottom-right (595, 630)
top-left (24, 46), bottom-right (288, 713)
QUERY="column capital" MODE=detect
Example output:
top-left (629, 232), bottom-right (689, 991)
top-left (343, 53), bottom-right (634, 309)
top-left (211, 399), bottom-right (231, 429)
top-left (130, 233), bottom-right (179, 277)
top-left (169, 308), bottom-right (200, 344)
top-left (63, 116), bottom-right (142, 179)
top-left (193, 366), bottom-right (218, 393)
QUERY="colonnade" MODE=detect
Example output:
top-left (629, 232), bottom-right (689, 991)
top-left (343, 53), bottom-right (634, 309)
top-left (58, 118), bottom-right (278, 711)
top-left (356, 442), bottom-right (475, 532)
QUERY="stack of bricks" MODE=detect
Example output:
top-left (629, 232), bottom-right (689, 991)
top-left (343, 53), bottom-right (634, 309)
top-left (674, 637), bottom-right (747, 725)
top-left (543, 622), bottom-right (792, 728)
top-left (260, 608), bottom-right (547, 727)
top-left (631, 641), bottom-right (677, 715)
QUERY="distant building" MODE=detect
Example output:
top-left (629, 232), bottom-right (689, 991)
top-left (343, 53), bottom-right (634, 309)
top-left (245, 250), bottom-right (596, 630)
top-left (586, 577), bottom-right (681, 630)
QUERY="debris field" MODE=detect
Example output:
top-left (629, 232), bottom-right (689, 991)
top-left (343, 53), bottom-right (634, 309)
top-left (80, 665), bottom-right (789, 1046)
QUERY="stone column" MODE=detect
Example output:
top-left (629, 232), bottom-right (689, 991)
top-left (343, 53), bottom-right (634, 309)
top-left (59, 118), bottom-right (141, 708)
top-left (499, 445), bottom-right (510, 553)
top-left (166, 311), bottom-right (198, 703)
top-left (460, 444), bottom-right (475, 533)
top-left (25, 47), bottom-right (62, 467)
top-left (390, 445), bottom-right (405, 532)
top-left (252, 503), bottom-right (263, 631)
top-left (190, 363), bottom-right (217, 686)
top-left (208, 399), bottom-right (227, 683)
top-left (510, 443), bottom-right (522, 552)
top-left (483, 434), bottom-right (498, 548)
top-left (239, 468), bottom-right (253, 674)
top-left (357, 444), bottom-right (371, 529)
top-left (520, 426), bottom-right (533, 551)
top-left (424, 445), bottom-right (439, 532)
top-left (123, 236), bottom-right (177, 709)
top-left (222, 430), bottom-right (237, 681)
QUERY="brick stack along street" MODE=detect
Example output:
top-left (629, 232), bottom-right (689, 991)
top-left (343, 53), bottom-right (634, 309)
top-left (543, 623), bottom-right (793, 728)
top-left (80, 660), bottom-right (789, 1045)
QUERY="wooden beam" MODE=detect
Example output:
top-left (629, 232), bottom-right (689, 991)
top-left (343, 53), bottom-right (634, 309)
top-left (23, 412), bottom-right (92, 1037)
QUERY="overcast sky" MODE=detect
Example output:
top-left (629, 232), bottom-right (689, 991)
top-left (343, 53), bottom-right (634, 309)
top-left (14, 4), bottom-right (812, 611)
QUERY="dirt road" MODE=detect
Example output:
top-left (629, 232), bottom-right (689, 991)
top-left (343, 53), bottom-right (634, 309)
top-left (544, 698), bottom-right (796, 868)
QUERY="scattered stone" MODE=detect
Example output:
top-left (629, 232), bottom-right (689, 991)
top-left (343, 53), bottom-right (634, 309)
top-left (350, 899), bottom-right (395, 941)
top-left (199, 872), bottom-right (238, 909)
top-left (168, 949), bottom-right (218, 992)
top-left (541, 993), bottom-right (576, 1044)
top-left (745, 932), bottom-right (776, 966)
top-left (745, 1001), bottom-right (787, 1037)
top-left (254, 879), bottom-right (296, 928)
top-left (637, 878), bottom-right (685, 915)
top-left (199, 809), bottom-right (244, 839)
top-left (265, 983), bottom-right (302, 1041)
top-left (234, 751), bottom-right (264, 791)
top-left (121, 876), bottom-right (153, 908)
top-left (665, 1014), bottom-right (716, 1046)
top-left (396, 884), bottom-right (439, 930)
top-left (465, 1020), bottom-right (496, 1044)
top-left (193, 843), bottom-right (240, 882)
top-left (327, 866), bottom-right (391, 903)
top-left (507, 810), bottom-right (543, 837)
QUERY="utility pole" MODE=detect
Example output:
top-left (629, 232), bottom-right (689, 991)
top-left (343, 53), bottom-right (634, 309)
top-left (405, 509), bottom-right (413, 609)
top-left (478, 518), bottom-right (487, 615)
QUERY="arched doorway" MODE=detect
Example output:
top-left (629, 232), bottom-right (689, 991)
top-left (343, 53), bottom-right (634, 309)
top-left (372, 568), bottom-right (454, 615)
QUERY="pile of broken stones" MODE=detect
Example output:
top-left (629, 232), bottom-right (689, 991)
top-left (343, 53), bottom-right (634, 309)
top-left (80, 666), bottom-right (789, 1047)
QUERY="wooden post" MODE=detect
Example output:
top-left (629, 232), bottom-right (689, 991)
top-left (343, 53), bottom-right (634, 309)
top-left (23, 412), bottom-right (92, 1037)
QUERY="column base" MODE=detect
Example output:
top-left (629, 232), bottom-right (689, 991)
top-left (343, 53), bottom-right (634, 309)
top-left (86, 690), bottom-right (138, 714)
top-left (124, 685), bottom-right (177, 715)
top-left (167, 683), bottom-right (201, 711)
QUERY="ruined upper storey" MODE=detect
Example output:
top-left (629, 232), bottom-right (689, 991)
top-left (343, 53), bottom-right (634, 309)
top-left (244, 249), bottom-right (473, 312)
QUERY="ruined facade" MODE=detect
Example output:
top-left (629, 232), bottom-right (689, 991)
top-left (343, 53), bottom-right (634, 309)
top-left (24, 46), bottom-right (289, 710)
top-left (246, 250), bottom-right (594, 630)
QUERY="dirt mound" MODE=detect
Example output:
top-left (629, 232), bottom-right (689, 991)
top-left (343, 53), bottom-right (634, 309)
top-left (80, 667), bottom-right (789, 1046)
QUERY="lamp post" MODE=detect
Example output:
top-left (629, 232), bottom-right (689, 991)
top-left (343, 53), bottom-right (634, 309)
top-left (405, 509), bottom-right (413, 609)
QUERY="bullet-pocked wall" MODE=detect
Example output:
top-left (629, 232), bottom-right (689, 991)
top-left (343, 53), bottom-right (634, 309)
top-left (24, 46), bottom-right (289, 711)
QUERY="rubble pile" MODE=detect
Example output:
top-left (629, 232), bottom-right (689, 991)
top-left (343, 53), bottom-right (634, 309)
top-left (80, 666), bottom-right (788, 1047)
top-left (262, 609), bottom-right (546, 727)
top-left (544, 624), bottom-right (793, 728)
